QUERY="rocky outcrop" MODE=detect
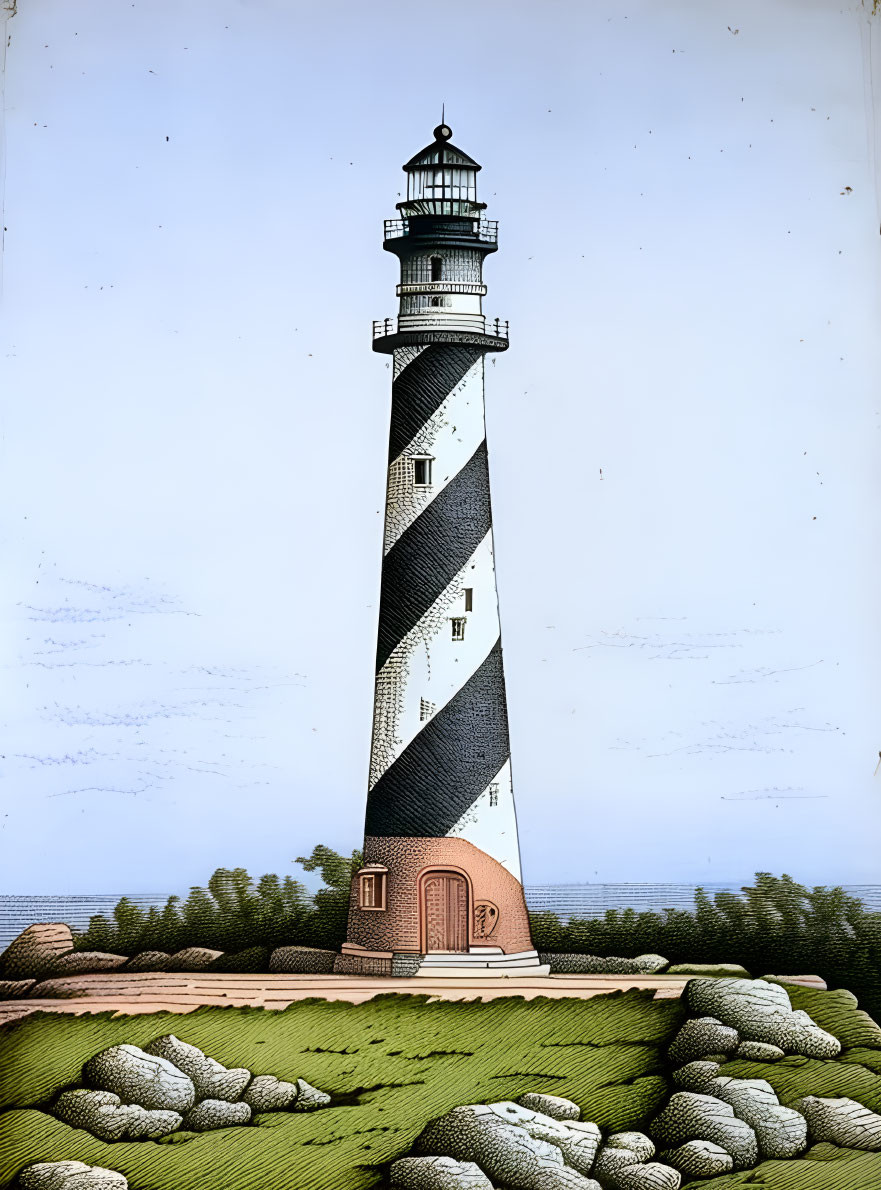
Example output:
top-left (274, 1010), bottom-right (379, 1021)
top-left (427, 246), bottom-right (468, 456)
top-left (667, 1018), bottom-right (739, 1066)
top-left (593, 1133), bottom-right (680, 1190)
top-left (415, 1103), bottom-right (573, 1189)
top-left (707, 1077), bottom-right (807, 1159)
top-left (685, 978), bottom-right (840, 1059)
top-left (792, 1096), bottom-right (881, 1151)
top-left (49, 953), bottom-right (128, 976)
top-left (0, 923), bottom-right (73, 977)
top-left (268, 945), bottom-right (338, 973)
top-left (294, 1077), bottom-right (332, 1110)
top-left (390, 1157), bottom-right (493, 1189)
top-left (243, 1074), bottom-right (300, 1112)
top-left (145, 1035), bottom-right (250, 1102)
top-left (18, 1161), bottom-right (127, 1188)
top-left (734, 1040), bottom-right (784, 1062)
top-left (54, 1090), bottom-right (181, 1141)
top-left (484, 1102), bottom-right (601, 1176)
top-left (83, 1044), bottom-right (196, 1112)
top-left (671, 1062), bottom-right (721, 1093)
top-left (163, 947), bottom-right (223, 971)
top-left (650, 1092), bottom-right (759, 1170)
top-left (182, 1098), bottom-right (251, 1132)
top-left (517, 1093), bottom-right (581, 1121)
top-left (658, 1140), bottom-right (733, 1179)
top-left (123, 951), bottom-right (170, 972)
top-left (540, 954), bottom-right (668, 976)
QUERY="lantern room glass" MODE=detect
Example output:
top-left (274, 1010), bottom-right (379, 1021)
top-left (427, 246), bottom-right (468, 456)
top-left (407, 167), bottom-right (477, 203)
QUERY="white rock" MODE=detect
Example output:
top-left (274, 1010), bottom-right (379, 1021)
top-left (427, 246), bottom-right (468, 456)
top-left (660, 1140), bottom-right (733, 1178)
top-left (18, 1162), bottom-right (127, 1189)
top-left (734, 1040), bottom-right (785, 1062)
top-left (242, 1073), bottom-right (299, 1112)
top-left (709, 1076), bottom-right (807, 1159)
top-left (604, 1133), bottom-right (655, 1162)
top-left (83, 1044), bottom-right (195, 1111)
top-left (792, 1096), bottom-right (881, 1151)
top-left (517, 1093), bottom-right (581, 1120)
top-left (183, 1097), bottom-right (252, 1132)
top-left (415, 1103), bottom-right (567, 1189)
top-left (609, 1165), bottom-right (680, 1190)
top-left (293, 1077), bottom-right (331, 1110)
top-left (145, 1035), bottom-right (250, 1101)
top-left (390, 1157), bottom-right (493, 1189)
top-left (672, 1062), bottom-right (721, 1093)
top-left (486, 1102), bottom-right (601, 1175)
top-left (685, 978), bottom-right (840, 1059)
top-left (54, 1089), bottom-right (181, 1141)
top-left (668, 1018), bottom-right (739, 1066)
top-left (650, 1091), bottom-right (758, 1170)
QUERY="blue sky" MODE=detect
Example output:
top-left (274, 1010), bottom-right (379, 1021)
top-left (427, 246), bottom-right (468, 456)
top-left (1, 0), bottom-right (879, 893)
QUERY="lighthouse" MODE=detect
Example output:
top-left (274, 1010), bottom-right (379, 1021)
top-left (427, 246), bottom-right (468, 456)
top-left (338, 123), bottom-right (547, 978)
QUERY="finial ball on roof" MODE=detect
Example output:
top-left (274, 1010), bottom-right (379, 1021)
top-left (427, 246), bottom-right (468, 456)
top-left (434, 123), bottom-right (453, 141)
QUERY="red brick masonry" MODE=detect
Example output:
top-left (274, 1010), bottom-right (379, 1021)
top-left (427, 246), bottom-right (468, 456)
top-left (343, 835), bottom-right (535, 958)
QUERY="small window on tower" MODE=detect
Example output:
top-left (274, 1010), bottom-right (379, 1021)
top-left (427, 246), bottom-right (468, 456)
top-left (430, 255), bottom-right (442, 281)
top-left (358, 868), bottom-right (387, 911)
top-left (420, 697), bottom-right (436, 721)
top-left (451, 617), bottom-right (466, 642)
top-left (464, 587), bottom-right (473, 612)
top-left (489, 782), bottom-right (499, 807)
top-left (413, 457), bottom-right (433, 486)
top-left (429, 296), bottom-right (441, 307)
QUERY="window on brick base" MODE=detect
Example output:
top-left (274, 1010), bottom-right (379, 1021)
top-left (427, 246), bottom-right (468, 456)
top-left (358, 869), bottom-right (387, 910)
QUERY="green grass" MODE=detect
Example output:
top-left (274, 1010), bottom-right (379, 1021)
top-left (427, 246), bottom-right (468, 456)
top-left (0, 991), bottom-right (682, 1190)
top-left (2, 984), bottom-right (881, 1190)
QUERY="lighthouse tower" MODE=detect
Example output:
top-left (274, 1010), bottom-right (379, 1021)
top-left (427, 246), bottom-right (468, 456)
top-left (338, 123), bottom-right (547, 978)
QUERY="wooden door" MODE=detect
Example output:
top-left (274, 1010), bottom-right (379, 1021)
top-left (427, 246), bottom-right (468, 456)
top-left (422, 871), bottom-right (468, 952)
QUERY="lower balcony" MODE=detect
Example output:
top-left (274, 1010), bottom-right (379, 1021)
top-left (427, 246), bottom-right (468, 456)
top-left (372, 315), bottom-right (510, 354)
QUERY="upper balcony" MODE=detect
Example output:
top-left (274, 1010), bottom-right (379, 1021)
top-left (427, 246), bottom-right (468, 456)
top-left (371, 315), bottom-right (509, 355)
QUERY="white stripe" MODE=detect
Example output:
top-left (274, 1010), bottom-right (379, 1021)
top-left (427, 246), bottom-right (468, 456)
top-left (368, 529), bottom-right (500, 791)
top-left (383, 356), bottom-right (485, 554)
top-left (446, 758), bottom-right (522, 880)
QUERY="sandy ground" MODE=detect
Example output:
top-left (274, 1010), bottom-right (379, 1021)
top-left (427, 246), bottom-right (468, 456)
top-left (0, 972), bottom-right (693, 1025)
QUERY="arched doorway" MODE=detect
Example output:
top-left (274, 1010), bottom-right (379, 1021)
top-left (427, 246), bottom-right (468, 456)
top-left (420, 870), bottom-right (469, 953)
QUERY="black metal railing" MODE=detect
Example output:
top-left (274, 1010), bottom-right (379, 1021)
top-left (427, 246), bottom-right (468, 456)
top-left (383, 218), bottom-right (499, 244)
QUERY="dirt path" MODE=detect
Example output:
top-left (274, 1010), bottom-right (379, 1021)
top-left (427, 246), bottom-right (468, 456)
top-left (0, 972), bottom-right (690, 1025)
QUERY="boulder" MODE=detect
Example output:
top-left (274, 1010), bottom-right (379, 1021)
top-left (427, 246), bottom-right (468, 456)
top-left (606, 1166), bottom-right (680, 1190)
top-left (708, 1076), bottom-right (807, 1159)
top-left (145, 1035), bottom-right (250, 1102)
top-left (667, 1018), bottom-right (739, 1066)
top-left (242, 1074), bottom-right (299, 1112)
top-left (390, 1157), bottom-right (493, 1189)
top-left (792, 1096), bottom-right (881, 1151)
top-left (0, 923), bottom-right (73, 977)
top-left (415, 1103), bottom-right (568, 1189)
top-left (209, 947), bottom-right (271, 973)
top-left (672, 1062), bottom-right (721, 1093)
top-left (269, 945), bottom-right (338, 974)
top-left (83, 1044), bottom-right (195, 1111)
top-left (659, 1140), bottom-right (733, 1179)
top-left (650, 1092), bottom-right (759, 1170)
top-left (0, 979), bottom-right (35, 998)
top-left (517, 1093), bottom-right (581, 1121)
top-left (734, 1040), bottom-right (785, 1062)
top-left (124, 951), bottom-right (170, 972)
top-left (163, 947), bottom-right (223, 971)
top-left (293, 1077), bottom-right (331, 1110)
top-left (182, 1098), bottom-right (251, 1132)
top-left (666, 964), bottom-right (751, 979)
top-left (603, 1133), bottom-right (655, 1162)
top-left (540, 954), bottom-right (668, 975)
top-left (18, 1161), bottom-right (128, 1189)
top-left (534, 1171), bottom-right (601, 1190)
top-left (54, 1089), bottom-right (181, 1141)
top-left (49, 953), bottom-right (128, 976)
top-left (685, 978), bottom-right (840, 1059)
top-left (485, 1101), bottom-right (601, 1175)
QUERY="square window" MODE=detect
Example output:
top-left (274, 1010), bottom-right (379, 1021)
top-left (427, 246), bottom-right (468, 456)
top-left (451, 617), bottom-right (466, 641)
